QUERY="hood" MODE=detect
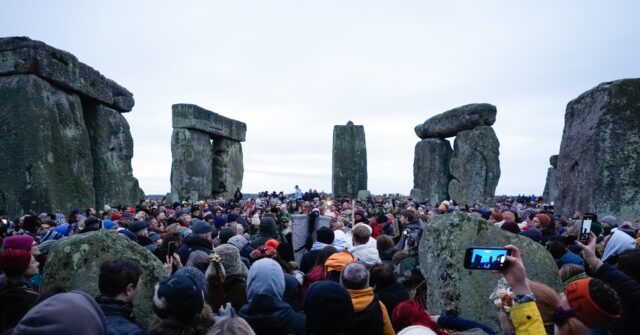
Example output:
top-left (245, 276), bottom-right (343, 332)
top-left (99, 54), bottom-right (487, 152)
top-left (311, 241), bottom-right (330, 251)
top-left (602, 229), bottom-right (637, 262)
top-left (349, 244), bottom-right (381, 266)
top-left (332, 230), bottom-right (352, 251)
top-left (259, 217), bottom-right (278, 237)
top-left (13, 291), bottom-right (107, 335)
top-left (348, 287), bottom-right (375, 312)
top-left (247, 258), bottom-right (285, 302)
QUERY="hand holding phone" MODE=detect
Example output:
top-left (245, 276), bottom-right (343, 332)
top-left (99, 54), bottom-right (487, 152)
top-left (579, 215), bottom-right (594, 245)
top-left (464, 247), bottom-right (511, 271)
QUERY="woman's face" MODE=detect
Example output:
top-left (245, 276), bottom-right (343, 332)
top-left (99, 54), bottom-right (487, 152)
top-left (532, 217), bottom-right (541, 228)
top-left (24, 255), bottom-right (39, 278)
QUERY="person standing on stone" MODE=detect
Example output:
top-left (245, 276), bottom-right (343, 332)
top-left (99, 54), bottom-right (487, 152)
top-left (294, 185), bottom-right (303, 201)
top-left (177, 219), bottom-right (214, 264)
top-left (95, 259), bottom-right (145, 335)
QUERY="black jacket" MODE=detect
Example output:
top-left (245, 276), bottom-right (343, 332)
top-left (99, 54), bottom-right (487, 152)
top-left (592, 263), bottom-right (640, 335)
top-left (177, 235), bottom-right (212, 264)
top-left (0, 280), bottom-right (39, 333)
top-left (375, 282), bottom-right (409, 318)
top-left (239, 294), bottom-right (305, 335)
top-left (95, 296), bottom-right (144, 335)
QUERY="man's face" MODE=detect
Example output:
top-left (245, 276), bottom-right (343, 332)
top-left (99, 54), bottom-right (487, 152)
top-left (30, 241), bottom-right (41, 256)
top-left (24, 255), bottom-right (39, 278)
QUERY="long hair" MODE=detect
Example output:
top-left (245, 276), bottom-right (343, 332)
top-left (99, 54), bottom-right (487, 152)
top-left (529, 281), bottom-right (588, 335)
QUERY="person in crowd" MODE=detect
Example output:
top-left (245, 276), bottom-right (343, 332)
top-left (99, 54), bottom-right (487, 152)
top-left (0, 248), bottom-right (40, 332)
top-left (207, 315), bottom-right (256, 335)
top-left (340, 261), bottom-right (395, 335)
top-left (369, 263), bottom-right (409, 318)
top-left (250, 217), bottom-right (281, 248)
top-left (238, 258), bottom-right (305, 335)
top-left (12, 291), bottom-right (108, 335)
top-left (349, 223), bottom-right (381, 267)
top-left (600, 228), bottom-right (637, 265)
top-left (390, 300), bottom-right (449, 335)
top-left (528, 281), bottom-right (589, 334)
top-left (563, 277), bottom-right (622, 334)
top-left (206, 244), bottom-right (249, 311)
top-left (177, 219), bottom-right (214, 264)
top-left (302, 245), bottom-right (337, 294)
top-left (95, 259), bottom-right (145, 335)
top-left (577, 232), bottom-right (640, 334)
top-left (325, 250), bottom-right (356, 282)
top-left (150, 273), bottom-right (213, 335)
top-left (299, 226), bottom-right (335, 273)
top-left (303, 280), bottom-right (355, 335)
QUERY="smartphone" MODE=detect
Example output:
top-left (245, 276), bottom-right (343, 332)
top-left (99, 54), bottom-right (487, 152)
top-left (167, 241), bottom-right (176, 256)
top-left (580, 215), bottom-right (594, 244)
top-left (464, 247), bottom-right (511, 270)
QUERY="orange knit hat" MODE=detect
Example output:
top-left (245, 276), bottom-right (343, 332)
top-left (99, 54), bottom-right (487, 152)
top-left (565, 278), bottom-right (621, 326)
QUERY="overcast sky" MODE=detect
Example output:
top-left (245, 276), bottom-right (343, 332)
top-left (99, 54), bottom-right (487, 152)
top-left (3, 1), bottom-right (640, 196)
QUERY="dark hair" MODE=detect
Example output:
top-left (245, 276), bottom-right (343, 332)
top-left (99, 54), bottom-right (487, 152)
top-left (589, 278), bottom-right (623, 316)
top-left (370, 263), bottom-right (395, 289)
top-left (99, 259), bottom-right (143, 297)
top-left (400, 209), bottom-right (416, 222)
top-left (376, 235), bottom-right (394, 253)
top-left (315, 246), bottom-right (338, 266)
top-left (617, 249), bottom-right (640, 282)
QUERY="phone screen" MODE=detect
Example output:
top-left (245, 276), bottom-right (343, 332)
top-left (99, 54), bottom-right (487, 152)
top-left (464, 247), bottom-right (510, 270)
top-left (580, 218), bottom-right (593, 244)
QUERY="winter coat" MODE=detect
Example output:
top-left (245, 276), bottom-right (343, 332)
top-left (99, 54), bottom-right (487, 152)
top-left (95, 296), bottom-right (144, 335)
top-left (347, 287), bottom-right (395, 335)
top-left (206, 274), bottom-right (248, 311)
top-left (176, 235), bottom-right (212, 264)
top-left (374, 282), bottom-right (409, 319)
top-left (0, 280), bottom-right (39, 333)
top-left (239, 259), bottom-right (305, 335)
top-left (592, 263), bottom-right (640, 334)
top-left (350, 244), bottom-right (382, 267)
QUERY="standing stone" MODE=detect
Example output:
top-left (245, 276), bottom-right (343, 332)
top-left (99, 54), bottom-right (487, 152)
top-left (41, 230), bottom-right (166, 331)
top-left (418, 212), bottom-right (561, 331)
top-left (211, 138), bottom-right (244, 199)
top-left (170, 128), bottom-right (212, 200)
top-left (332, 121), bottom-right (367, 198)
top-left (357, 190), bottom-right (372, 200)
top-left (448, 126), bottom-right (500, 207)
top-left (415, 103), bottom-right (497, 139)
top-left (0, 74), bottom-right (95, 215)
top-left (413, 138), bottom-right (452, 204)
top-left (543, 155), bottom-right (559, 203)
top-left (85, 104), bottom-right (144, 208)
top-left (557, 79), bottom-right (640, 220)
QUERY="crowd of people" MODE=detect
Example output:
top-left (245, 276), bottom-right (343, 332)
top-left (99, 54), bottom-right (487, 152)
top-left (0, 190), bottom-right (639, 335)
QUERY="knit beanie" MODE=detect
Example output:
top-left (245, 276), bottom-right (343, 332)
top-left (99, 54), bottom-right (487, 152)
top-left (219, 228), bottom-right (236, 244)
top-left (2, 235), bottom-right (34, 251)
top-left (502, 211), bottom-right (516, 223)
top-left (601, 215), bottom-right (617, 227)
top-left (152, 273), bottom-right (204, 322)
top-left (501, 221), bottom-right (521, 234)
top-left (565, 278), bottom-right (621, 327)
top-left (264, 239), bottom-right (279, 249)
top-left (191, 219), bottom-right (213, 235)
top-left (215, 244), bottom-right (248, 277)
top-left (174, 266), bottom-right (206, 292)
top-left (228, 235), bottom-right (249, 251)
top-left (324, 251), bottom-right (356, 273)
top-left (316, 226), bottom-right (335, 244)
top-left (491, 212), bottom-right (503, 222)
top-left (303, 281), bottom-right (355, 334)
top-left (0, 249), bottom-right (32, 277)
top-left (250, 245), bottom-right (279, 261)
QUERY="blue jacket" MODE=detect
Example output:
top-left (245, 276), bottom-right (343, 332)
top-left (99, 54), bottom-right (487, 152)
top-left (95, 296), bottom-right (144, 335)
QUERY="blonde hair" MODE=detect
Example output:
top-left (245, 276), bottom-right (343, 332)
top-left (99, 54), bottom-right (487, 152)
top-left (207, 316), bottom-right (255, 335)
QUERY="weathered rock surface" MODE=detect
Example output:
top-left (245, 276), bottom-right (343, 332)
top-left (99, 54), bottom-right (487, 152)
top-left (357, 190), bottom-right (372, 200)
top-left (173, 104), bottom-right (246, 142)
top-left (448, 126), bottom-right (500, 207)
top-left (85, 104), bottom-right (144, 207)
top-left (413, 138), bottom-right (452, 204)
top-left (557, 79), bottom-right (640, 220)
top-left (415, 103), bottom-right (496, 139)
top-left (418, 212), bottom-right (561, 331)
top-left (42, 230), bottom-right (166, 331)
top-left (332, 121), bottom-right (367, 198)
top-left (0, 37), bottom-right (133, 112)
top-left (543, 155), bottom-right (559, 203)
top-left (0, 74), bottom-right (95, 215)
top-left (171, 128), bottom-right (212, 200)
top-left (211, 138), bottom-right (244, 199)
